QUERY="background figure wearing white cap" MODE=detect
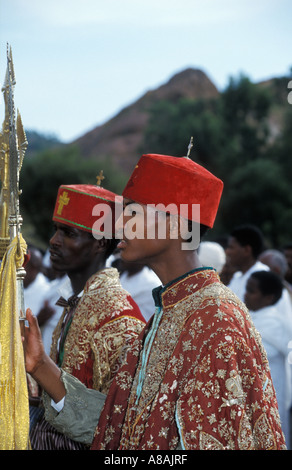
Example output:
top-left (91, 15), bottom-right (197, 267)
top-left (198, 241), bottom-right (226, 275)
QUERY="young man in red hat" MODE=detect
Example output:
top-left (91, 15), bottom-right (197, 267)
top-left (29, 183), bottom-right (145, 449)
top-left (24, 154), bottom-right (286, 450)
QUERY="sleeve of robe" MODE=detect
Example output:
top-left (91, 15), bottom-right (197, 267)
top-left (43, 370), bottom-right (106, 445)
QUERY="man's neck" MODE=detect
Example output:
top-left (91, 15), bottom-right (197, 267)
top-left (69, 260), bottom-right (106, 295)
top-left (240, 258), bottom-right (257, 274)
top-left (149, 250), bottom-right (202, 286)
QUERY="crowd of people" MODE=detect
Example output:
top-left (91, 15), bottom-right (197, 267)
top-left (198, 226), bottom-right (292, 447)
top-left (22, 153), bottom-right (291, 450)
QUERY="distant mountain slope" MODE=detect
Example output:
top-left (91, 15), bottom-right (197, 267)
top-left (73, 68), bottom-right (219, 173)
top-left (25, 130), bottom-right (63, 156)
top-left (27, 68), bottom-right (288, 177)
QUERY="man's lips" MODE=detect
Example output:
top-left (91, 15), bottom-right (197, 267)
top-left (49, 249), bottom-right (62, 260)
top-left (117, 240), bottom-right (127, 250)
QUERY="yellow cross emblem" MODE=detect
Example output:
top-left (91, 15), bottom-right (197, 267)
top-left (57, 191), bottom-right (70, 215)
top-left (96, 170), bottom-right (105, 186)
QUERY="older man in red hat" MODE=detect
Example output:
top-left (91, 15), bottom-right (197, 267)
top-left (24, 154), bottom-right (286, 450)
top-left (29, 182), bottom-right (145, 450)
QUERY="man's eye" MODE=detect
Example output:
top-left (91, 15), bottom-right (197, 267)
top-left (64, 229), bottom-right (77, 238)
top-left (124, 203), bottom-right (142, 217)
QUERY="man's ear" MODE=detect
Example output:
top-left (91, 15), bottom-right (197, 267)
top-left (167, 215), bottom-right (192, 240)
top-left (167, 214), bottom-right (180, 239)
top-left (165, 214), bottom-right (180, 240)
top-left (93, 237), bottom-right (107, 254)
top-left (244, 244), bottom-right (253, 257)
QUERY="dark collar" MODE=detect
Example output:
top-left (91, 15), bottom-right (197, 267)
top-left (152, 267), bottom-right (216, 308)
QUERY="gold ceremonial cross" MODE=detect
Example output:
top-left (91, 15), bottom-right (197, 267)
top-left (57, 191), bottom-right (70, 215)
top-left (96, 170), bottom-right (105, 186)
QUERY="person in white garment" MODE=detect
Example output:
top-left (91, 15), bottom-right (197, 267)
top-left (244, 270), bottom-right (291, 446)
top-left (24, 246), bottom-right (68, 355)
top-left (24, 246), bottom-right (51, 315)
top-left (110, 256), bottom-right (159, 322)
top-left (258, 249), bottom-right (292, 334)
top-left (39, 273), bottom-right (69, 355)
top-left (226, 224), bottom-right (268, 302)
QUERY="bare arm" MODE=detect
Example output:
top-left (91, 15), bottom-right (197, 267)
top-left (24, 308), bottom-right (66, 403)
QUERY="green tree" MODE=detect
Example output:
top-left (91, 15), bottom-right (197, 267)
top-left (141, 97), bottom-right (222, 172)
top-left (218, 74), bottom-right (272, 167)
top-left (268, 105), bottom-right (292, 182)
top-left (219, 159), bottom-right (292, 247)
top-left (20, 145), bottom-right (127, 247)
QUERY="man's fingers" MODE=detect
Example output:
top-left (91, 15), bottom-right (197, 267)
top-left (25, 308), bottom-right (39, 331)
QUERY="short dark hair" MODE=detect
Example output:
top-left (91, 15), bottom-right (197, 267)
top-left (250, 270), bottom-right (283, 305)
top-left (104, 238), bottom-right (119, 259)
top-left (165, 214), bottom-right (209, 249)
top-left (87, 231), bottom-right (119, 260)
top-left (231, 224), bottom-right (264, 258)
top-left (186, 220), bottom-right (209, 248)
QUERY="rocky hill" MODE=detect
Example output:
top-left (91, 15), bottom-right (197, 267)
top-left (73, 68), bottom-right (219, 174)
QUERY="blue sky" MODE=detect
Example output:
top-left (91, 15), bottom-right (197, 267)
top-left (0, 0), bottom-right (291, 142)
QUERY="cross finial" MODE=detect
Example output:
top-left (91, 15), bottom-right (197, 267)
top-left (96, 170), bottom-right (105, 186)
top-left (186, 137), bottom-right (194, 158)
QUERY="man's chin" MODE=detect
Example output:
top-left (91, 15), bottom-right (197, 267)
top-left (50, 260), bottom-right (64, 273)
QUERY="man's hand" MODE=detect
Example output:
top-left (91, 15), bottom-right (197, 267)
top-left (24, 308), bottom-right (46, 375)
top-left (23, 309), bottom-right (66, 403)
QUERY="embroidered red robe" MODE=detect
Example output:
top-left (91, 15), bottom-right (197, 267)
top-left (91, 268), bottom-right (286, 450)
top-left (50, 267), bottom-right (145, 394)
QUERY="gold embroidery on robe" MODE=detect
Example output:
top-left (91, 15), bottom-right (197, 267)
top-left (50, 268), bottom-right (145, 393)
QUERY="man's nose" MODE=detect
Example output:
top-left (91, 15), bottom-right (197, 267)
top-left (50, 230), bottom-right (62, 246)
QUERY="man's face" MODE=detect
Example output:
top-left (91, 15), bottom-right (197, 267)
top-left (49, 222), bottom-right (97, 274)
top-left (244, 277), bottom-right (265, 311)
top-left (225, 236), bottom-right (246, 270)
top-left (115, 199), bottom-right (173, 264)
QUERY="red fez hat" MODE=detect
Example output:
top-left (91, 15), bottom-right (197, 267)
top-left (122, 154), bottom-right (223, 228)
top-left (53, 184), bottom-right (118, 237)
